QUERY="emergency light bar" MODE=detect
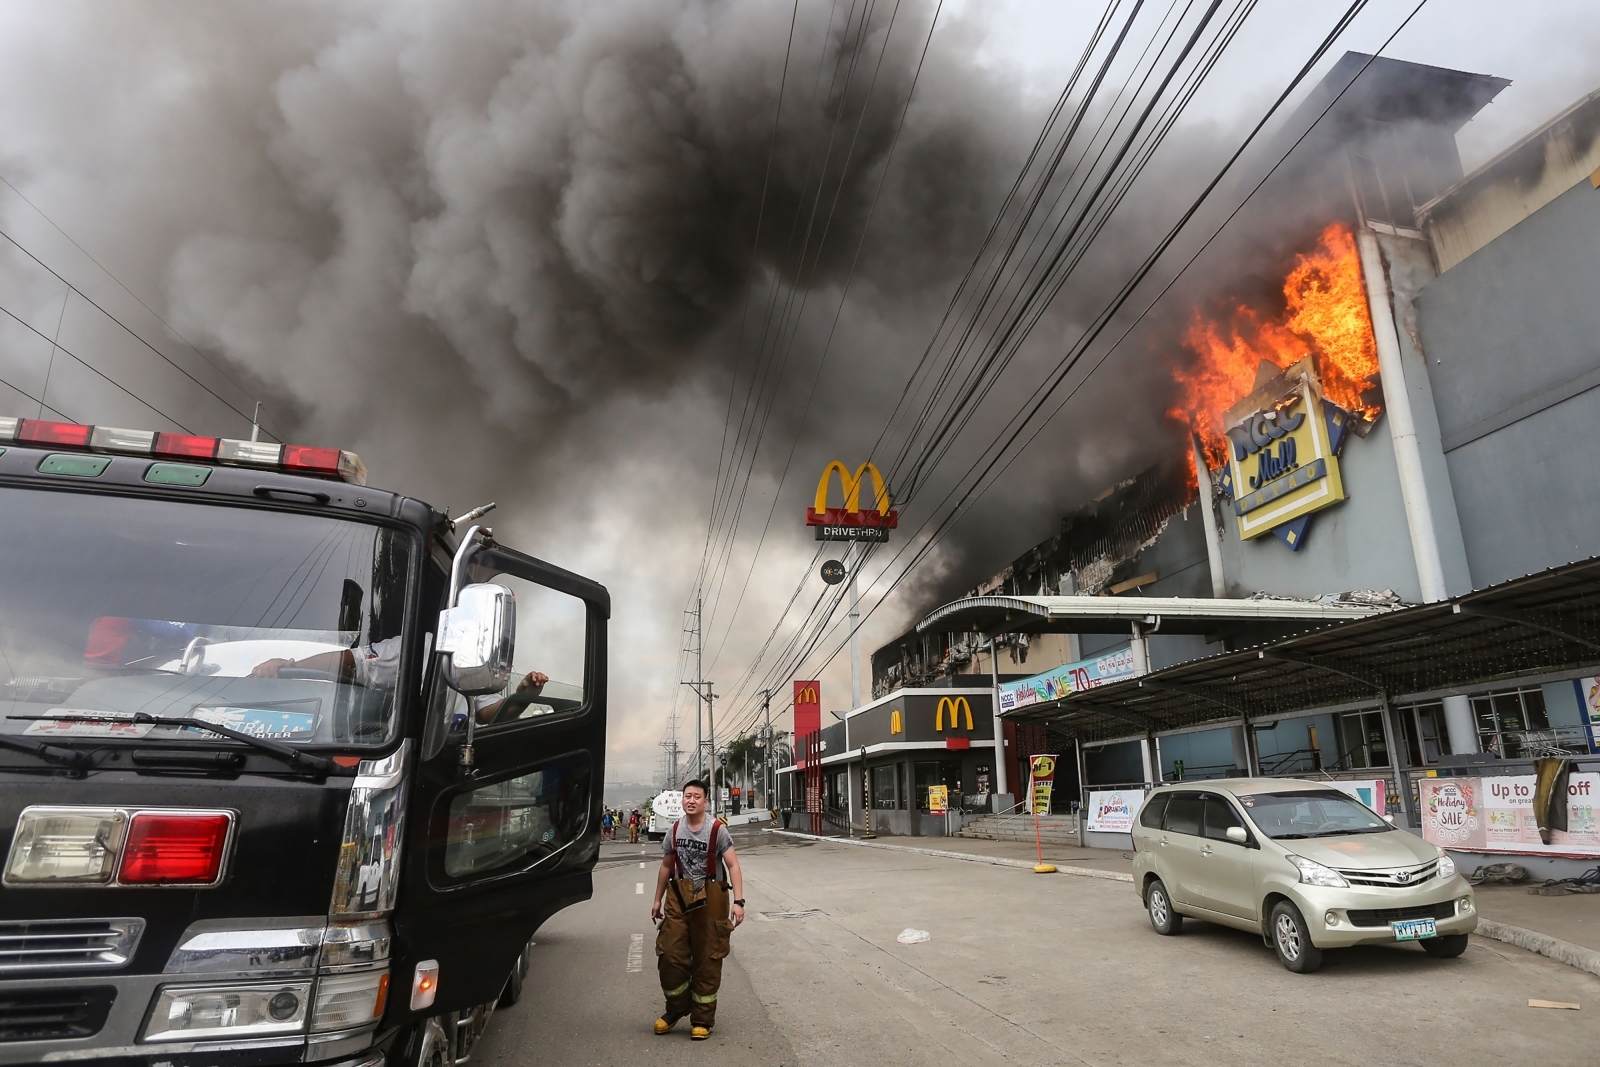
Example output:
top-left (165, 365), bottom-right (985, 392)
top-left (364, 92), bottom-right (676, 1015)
top-left (0, 417), bottom-right (367, 486)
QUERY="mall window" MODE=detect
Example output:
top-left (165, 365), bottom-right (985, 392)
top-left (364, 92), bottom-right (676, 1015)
top-left (1396, 701), bottom-right (1452, 765)
top-left (896, 762), bottom-right (908, 810)
top-left (1336, 710), bottom-right (1390, 769)
top-left (914, 760), bottom-right (965, 811)
top-left (1471, 687), bottom-right (1581, 757)
top-left (871, 765), bottom-right (897, 810)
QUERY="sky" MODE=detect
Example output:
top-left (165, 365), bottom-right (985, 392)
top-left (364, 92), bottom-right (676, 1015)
top-left (0, 0), bottom-right (1597, 788)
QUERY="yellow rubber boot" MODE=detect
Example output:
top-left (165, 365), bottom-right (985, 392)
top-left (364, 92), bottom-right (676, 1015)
top-left (654, 1017), bottom-right (677, 1035)
top-left (691, 1026), bottom-right (710, 1040)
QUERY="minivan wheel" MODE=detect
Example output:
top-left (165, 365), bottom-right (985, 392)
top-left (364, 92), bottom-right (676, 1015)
top-left (1420, 933), bottom-right (1469, 958)
top-left (1270, 901), bottom-right (1323, 973)
top-left (1147, 879), bottom-right (1183, 935)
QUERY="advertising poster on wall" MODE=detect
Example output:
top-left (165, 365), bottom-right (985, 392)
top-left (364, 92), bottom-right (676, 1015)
top-left (1327, 779), bottom-right (1387, 815)
top-left (927, 785), bottom-right (949, 815)
top-left (1576, 677), bottom-right (1600, 750)
top-left (1086, 789), bottom-right (1146, 833)
top-left (998, 647), bottom-right (1138, 712)
top-left (1029, 754), bottom-right (1058, 814)
top-left (1419, 774), bottom-right (1600, 857)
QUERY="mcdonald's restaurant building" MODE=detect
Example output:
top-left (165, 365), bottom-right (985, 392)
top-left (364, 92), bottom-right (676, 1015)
top-left (776, 689), bottom-right (1003, 836)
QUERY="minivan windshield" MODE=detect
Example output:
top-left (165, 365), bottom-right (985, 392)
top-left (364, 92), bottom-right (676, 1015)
top-left (0, 487), bottom-right (412, 748)
top-left (1238, 790), bottom-right (1391, 839)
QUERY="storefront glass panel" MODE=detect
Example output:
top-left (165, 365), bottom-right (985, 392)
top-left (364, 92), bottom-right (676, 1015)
top-left (871, 765), bottom-right (896, 809)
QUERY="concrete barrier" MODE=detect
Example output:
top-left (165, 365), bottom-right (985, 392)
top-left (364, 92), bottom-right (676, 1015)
top-left (1476, 918), bottom-right (1600, 980)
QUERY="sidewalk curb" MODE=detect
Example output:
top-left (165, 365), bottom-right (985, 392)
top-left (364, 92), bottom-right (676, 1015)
top-left (1476, 918), bottom-right (1600, 980)
top-left (764, 829), bottom-right (1135, 883)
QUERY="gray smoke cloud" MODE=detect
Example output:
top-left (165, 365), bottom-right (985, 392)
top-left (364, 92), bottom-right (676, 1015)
top-left (3, 1), bottom-right (1596, 779)
top-left (0, 0), bottom-right (1065, 776)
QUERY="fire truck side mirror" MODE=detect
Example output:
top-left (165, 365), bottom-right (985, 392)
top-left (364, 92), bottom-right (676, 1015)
top-left (437, 582), bottom-right (516, 696)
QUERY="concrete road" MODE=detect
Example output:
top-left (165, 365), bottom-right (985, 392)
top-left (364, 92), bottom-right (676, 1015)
top-left (475, 829), bottom-right (1600, 1067)
top-left (472, 835), bottom-right (800, 1067)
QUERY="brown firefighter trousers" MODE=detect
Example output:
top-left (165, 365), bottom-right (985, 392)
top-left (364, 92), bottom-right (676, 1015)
top-left (656, 878), bottom-right (734, 1028)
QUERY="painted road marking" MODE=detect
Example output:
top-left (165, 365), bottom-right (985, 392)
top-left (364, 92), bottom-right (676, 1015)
top-left (627, 933), bottom-right (644, 973)
top-left (639, 861), bottom-right (645, 868)
top-left (635, 882), bottom-right (644, 894)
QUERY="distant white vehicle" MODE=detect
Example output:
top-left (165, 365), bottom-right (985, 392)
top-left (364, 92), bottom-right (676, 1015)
top-left (648, 789), bottom-right (683, 841)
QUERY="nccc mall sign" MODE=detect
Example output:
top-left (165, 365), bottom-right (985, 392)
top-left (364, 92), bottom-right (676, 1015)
top-left (805, 461), bottom-right (898, 542)
top-left (1215, 358), bottom-right (1355, 551)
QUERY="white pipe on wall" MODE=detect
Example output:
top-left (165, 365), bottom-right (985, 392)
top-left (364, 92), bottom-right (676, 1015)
top-left (1191, 433), bottom-right (1227, 598)
top-left (1356, 228), bottom-right (1448, 603)
top-left (1357, 227), bottom-right (1478, 755)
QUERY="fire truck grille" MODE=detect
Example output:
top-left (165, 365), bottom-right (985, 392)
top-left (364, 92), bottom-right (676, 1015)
top-left (0, 987), bottom-right (116, 1042)
top-left (0, 919), bottom-right (144, 973)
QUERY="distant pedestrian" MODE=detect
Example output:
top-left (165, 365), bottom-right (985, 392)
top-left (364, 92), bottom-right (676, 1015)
top-left (629, 809), bottom-right (641, 844)
top-left (651, 779), bottom-right (744, 1040)
top-left (602, 810), bottom-right (614, 841)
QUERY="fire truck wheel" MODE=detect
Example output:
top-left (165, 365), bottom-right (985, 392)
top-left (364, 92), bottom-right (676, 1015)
top-left (498, 938), bottom-right (533, 1007)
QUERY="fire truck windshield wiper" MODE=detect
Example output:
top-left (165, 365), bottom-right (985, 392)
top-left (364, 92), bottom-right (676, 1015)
top-left (0, 733), bottom-right (92, 768)
top-left (7, 713), bottom-right (335, 776)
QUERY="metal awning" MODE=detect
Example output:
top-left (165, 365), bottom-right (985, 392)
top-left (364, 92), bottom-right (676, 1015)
top-left (915, 593), bottom-right (1393, 637)
top-left (1004, 557), bottom-right (1600, 743)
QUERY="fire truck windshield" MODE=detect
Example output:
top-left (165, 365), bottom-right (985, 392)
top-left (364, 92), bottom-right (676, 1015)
top-left (0, 487), bottom-right (413, 748)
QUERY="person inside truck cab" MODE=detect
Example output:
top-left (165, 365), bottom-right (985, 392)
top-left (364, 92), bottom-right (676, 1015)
top-left (250, 638), bottom-right (547, 725)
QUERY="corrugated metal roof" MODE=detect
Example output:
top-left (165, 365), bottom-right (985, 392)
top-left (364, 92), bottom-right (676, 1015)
top-left (1005, 557), bottom-right (1600, 742)
top-left (915, 593), bottom-right (1392, 637)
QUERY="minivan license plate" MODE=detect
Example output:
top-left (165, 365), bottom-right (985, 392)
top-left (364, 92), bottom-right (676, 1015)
top-left (1392, 918), bottom-right (1437, 941)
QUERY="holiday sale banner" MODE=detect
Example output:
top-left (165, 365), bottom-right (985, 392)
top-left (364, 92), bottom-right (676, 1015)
top-left (1419, 774), bottom-right (1600, 857)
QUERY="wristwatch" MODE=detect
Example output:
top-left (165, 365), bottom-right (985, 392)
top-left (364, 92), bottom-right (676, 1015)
top-left (733, 898), bottom-right (746, 906)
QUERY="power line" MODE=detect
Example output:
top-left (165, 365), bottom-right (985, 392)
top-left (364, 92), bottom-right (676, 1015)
top-left (782, 0), bottom-right (1408, 694)
top-left (0, 172), bottom-right (285, 439)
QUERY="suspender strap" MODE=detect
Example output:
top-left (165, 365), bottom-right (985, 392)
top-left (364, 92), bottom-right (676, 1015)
top-left (668, 817), bottom-right (725, 883)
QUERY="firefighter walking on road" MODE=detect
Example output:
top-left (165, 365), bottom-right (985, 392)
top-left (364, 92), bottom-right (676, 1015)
top-left (651, 779), bottom-right (745, 1040)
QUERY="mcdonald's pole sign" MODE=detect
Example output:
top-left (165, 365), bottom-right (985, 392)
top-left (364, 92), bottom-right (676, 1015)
top-left (806, 461), bottom-right (898, 542)
top-left (793, 680), bottom-right (821, 740)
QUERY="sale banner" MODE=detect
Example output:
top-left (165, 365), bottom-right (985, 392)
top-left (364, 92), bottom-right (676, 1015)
top-left (1420, 774), bottom-right (1600, 857)
top-left (1029, 754), bottom-right (1058, 815)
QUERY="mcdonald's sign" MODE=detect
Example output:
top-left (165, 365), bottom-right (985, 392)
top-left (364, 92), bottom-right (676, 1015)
top-left (806, 461), bottom-right (898, 542)
top-left (889, 709), bottom-right (903, 735)
top-left (793, 679), bottom-right (821, 738)
top-left (936, 696), bottom-right (973, 749)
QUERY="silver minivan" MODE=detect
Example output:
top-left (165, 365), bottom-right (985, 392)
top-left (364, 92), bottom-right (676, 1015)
top-left (1130, 778), bottom-right (1476, 972)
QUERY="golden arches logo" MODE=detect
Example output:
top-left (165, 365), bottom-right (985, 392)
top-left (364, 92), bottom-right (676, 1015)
top-left (795, 685), bottom-right (818, 705)
top-left (890, 709), bottom-right (903, 734)
top-left (805, 461), bottom-right (898, 528)
top-left (936, 696), bottom-right (973, 732)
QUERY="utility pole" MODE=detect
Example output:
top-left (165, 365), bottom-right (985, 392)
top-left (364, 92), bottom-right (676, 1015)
top-left (760, 688), bottom-right (773, 811)
top-left (707, 682), bottom-right (718, 817)
top-left (848, 544), bottom-right (863, 710)
top-left (694, 596), bottom-right (704, 779)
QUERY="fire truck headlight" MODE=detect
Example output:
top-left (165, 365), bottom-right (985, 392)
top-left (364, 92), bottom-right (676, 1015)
top-left (142, 981), bottom-right (310, 1042)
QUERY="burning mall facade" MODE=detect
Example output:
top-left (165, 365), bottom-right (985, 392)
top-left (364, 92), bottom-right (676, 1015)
top-left (791, 54), bottom-right (1600, 850)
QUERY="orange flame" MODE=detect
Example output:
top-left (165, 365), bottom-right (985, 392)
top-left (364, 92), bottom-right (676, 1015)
top-left (1169, 222), bottom-right (1381, 477)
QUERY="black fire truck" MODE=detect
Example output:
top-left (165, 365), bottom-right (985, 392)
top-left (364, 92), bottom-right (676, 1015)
top-left (0, 416), bottom-right (608, 1067)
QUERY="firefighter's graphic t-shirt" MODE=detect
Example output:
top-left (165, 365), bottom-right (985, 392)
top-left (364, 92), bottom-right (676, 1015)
top-left (664, 816), bottom-right (731, 891)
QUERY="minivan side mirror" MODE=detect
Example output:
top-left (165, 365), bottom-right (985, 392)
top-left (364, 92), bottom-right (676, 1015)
top-left (1225, 825), bottom-right (1248, 844)
top-left (437, 583), bottom-right (516, 695)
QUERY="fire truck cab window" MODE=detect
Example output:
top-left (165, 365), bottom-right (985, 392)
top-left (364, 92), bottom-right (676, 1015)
top-left (442, 753), bottom-right (591, 880)
top-left (0, 487), bottom-right (413, 748)
top-left (438, 572), bottom-right (589, 738)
